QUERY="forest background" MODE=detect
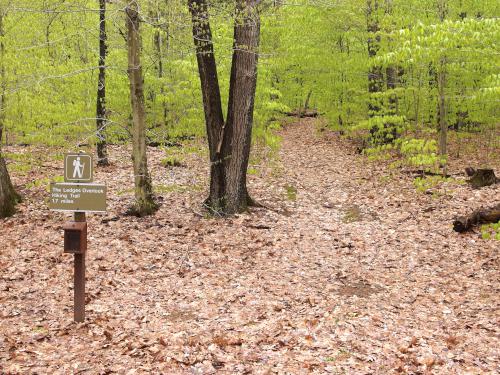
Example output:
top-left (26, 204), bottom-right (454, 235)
top-left (0, 0), bottom-right (498, 215)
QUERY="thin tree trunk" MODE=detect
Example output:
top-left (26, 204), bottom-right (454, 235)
top-left (367, 0), bottom-right (383, 117)
top-left (438, 57), bottom-right (447, 175)
top-left (303, 89), bottom-right (312, 114)
top-left (188, 0), bottom-right (226, 210)
top-left (96, 0), bottom-right (109, 166)
top-left (386, 66), bottom-right (397, 115)
top-left (126, 1), bottom-right (157, 216)
top-left (437, 0), bottom-right (448, 176)
top-left (153, 6), bottom-right (168, 127)
top-left (0, 10), bottom-right (19, 218)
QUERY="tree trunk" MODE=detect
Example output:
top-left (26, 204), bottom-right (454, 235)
top-left (453, 204), bottom-right (500, 233)
top-left (96, 0), bottom-right (109, 166)
top-left (188, 0), bottom-right (226, 210)
top-left (437, 58), bottom-right (447, 175)
top-left (0, 10), bottom-right (19, 218)
top-left (0, 155), bottom-right (19, 218)
top-left (437, 0), bottom-right (447, 176)
top-left (189, 0), bottom-right (260, 215)
top-left (386, 65), bottom-right (397, 115)
top-left (304, 90), bottom-right (312, 110)
top-left (126, 1), bottom-right (157, 216)
top-left (153, 6), bottom-right (168, 127)
top-left (367, 0), bottom-right (383, 117)
top-left (219, 0), bottom-right (261, 214)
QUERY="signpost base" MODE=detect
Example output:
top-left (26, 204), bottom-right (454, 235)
top-left (73, 212), bottom-right (86, 322)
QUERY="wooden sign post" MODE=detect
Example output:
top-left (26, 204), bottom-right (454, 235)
top-left (49, 152), bottom-right (106, 322)
top-left (73, 212), bottom-right (86, 322)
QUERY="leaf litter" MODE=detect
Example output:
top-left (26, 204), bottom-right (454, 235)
top-left (1, 118), bottom-right (499, 374)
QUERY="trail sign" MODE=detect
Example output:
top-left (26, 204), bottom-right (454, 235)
top-left (50, 152), bottom-right (106, 323)
top-left (49, 183), bottom-right (107, 213)
top-left (64, 153), bottom-right (93, 183)
top-left (50, 152), bottom-right (108, 322)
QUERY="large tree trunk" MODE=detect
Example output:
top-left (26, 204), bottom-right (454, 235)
top-left (96, 0), bottom-right (109, 166)
top-left (0, 154), bottom-right (19, 218)
top-left (0, 10), bottom-right (19, 218)
top-left (188, 0), bottom-right (226, 210)
top-left (189, 0), bottom-right (260, 215)
top-left (126, 1), bottom-right (157, 216)
top-left (221, 0), bottom-right (261, 214)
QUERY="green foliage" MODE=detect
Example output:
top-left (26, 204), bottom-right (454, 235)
top-left (247, 167), bottom-right (258, 175)
top-left (398, 138), bottom-right (442, 171)
top-left (363, 144), bottom-right (394, 161)
top-left (0, 0), bottom-right (296, 165)
top-left (0, 0), bottom-right (497, 177)
top-left (481, 221), bottom-right (500, 241)
top-left (259, 0), bottom-right (498, 176)
top-left (413, 175), bottom-right (452, 193)
top-left (284, 185), bottom-right (297, 201)
top-left (161, 155), bottom-right (184, 168)
top-left (26, 175), bottom-right (63, 190)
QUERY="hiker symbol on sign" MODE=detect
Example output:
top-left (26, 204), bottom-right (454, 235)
top-left (73, 157), bottom-right (85, 178)
top-left (64, 153), bottom-right (93, 183)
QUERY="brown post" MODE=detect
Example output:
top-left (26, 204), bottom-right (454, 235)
top-left (73, 211), bottom-right (86, 322)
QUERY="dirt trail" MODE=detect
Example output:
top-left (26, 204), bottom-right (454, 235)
top-left (1, 118), bottom-right (498, 374)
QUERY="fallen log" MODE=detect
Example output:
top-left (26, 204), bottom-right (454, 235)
top-left (453, 203), bottom-right (500, 232)
top-left (284, 109), bottom-right (320, 118)
top-left (465, 168), bottom-right (499, 189)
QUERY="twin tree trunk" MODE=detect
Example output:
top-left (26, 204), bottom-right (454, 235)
top-left (126, 1), bottom-right (157, 216)
top-left (189, 0), bottom-right (260, 214)
top-left (0, 10), bottom-right (19, 218)
top-left (96, 0), bottom-right (109, 166)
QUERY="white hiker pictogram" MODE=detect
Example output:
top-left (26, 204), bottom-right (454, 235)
top-left (73, 157), bottom-right (85, 179)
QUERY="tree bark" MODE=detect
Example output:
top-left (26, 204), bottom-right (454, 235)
top-left (453, 204), bottom-right (500, 233)
top-left (386, 66), bottom-right (397, 115)
top-left (189, 0), bottom-right (260, 215)
top-left (222, 0), bottom-right (261, 213)
top-left (366, 0), bottom-right (383, 117)
top-left (437, 0), bottom-right (448, 176)
top-left (188, 0), bottom-right (226, 210)
top-left (153, 6), bottom-right (168, 127)
top-left (0, 10), bottom-right (19, 218)
top-left (126, 1), bottom-right (157, 216)
top-left (466, 168), bottom-right (499, 189)
top-left (96, 0), bottom-right (109, 166)
top-left (437, 58), bottom-right (447, 176)
top-left (0, 155), bottom-right (19, 218)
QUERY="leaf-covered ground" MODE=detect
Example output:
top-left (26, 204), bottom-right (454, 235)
top-left (1, 119), bottom-right (499, 374)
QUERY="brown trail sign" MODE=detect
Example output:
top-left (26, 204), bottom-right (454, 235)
top-left (49, 183), bottom-right (106, 213)
top-left (49, 152), bottom-right (107, 322)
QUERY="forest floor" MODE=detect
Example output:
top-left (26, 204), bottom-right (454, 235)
top-left (1, 118), bottom-right (499, 374)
